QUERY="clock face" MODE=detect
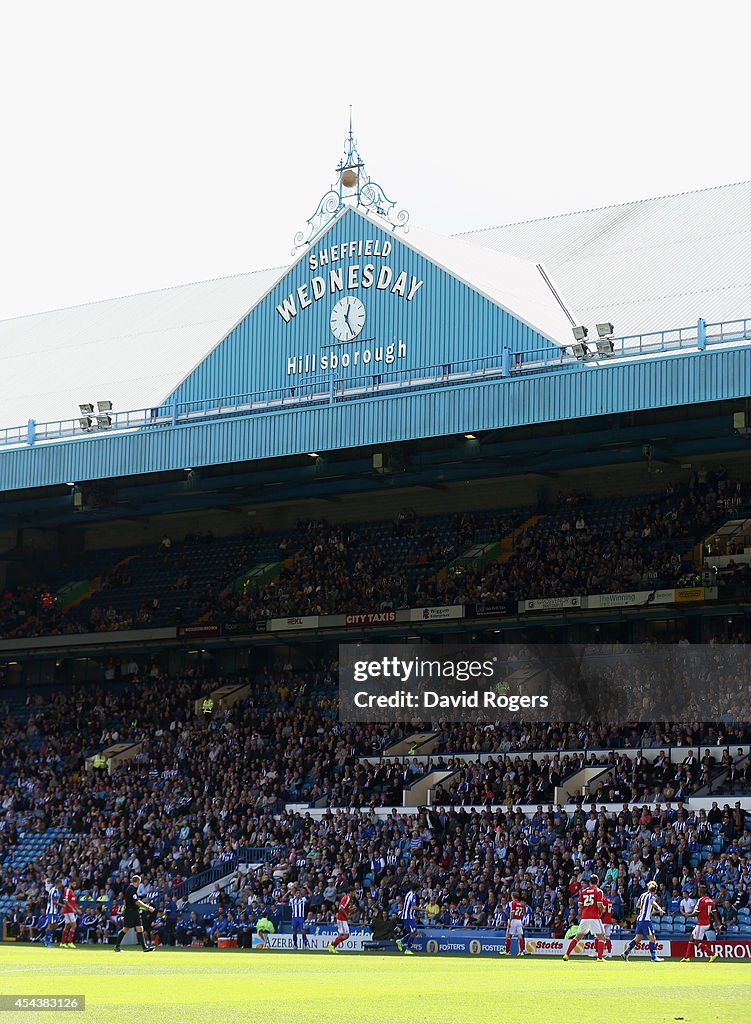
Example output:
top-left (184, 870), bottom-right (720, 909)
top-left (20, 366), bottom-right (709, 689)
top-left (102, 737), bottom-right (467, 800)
top-left (330, 297), bottom-right (366, 342)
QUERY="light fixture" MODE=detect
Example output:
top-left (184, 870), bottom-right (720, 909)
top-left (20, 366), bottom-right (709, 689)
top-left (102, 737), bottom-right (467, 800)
top-left (595, 339), bottom-right (615, 357)
top-left (464, 434), bottom-right (477, 440)
top-left (596, 322), bottom-right (614, 339)
top-left (571, 343), bottom-right (591, 360)
top-left (571, 326), bottom-right (588, 342)
top-left (79, 400), bottom-right (115, 430)
top-left (308, 452), bottom-right (319, 458)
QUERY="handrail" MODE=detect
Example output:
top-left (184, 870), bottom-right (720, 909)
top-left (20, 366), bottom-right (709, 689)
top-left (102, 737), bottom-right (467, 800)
top-left (169, 844), bottom-right (285, 901)
top-left (1, 316), bottom-right (750, 450)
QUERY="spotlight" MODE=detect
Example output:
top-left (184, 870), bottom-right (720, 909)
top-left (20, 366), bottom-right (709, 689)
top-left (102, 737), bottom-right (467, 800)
top-left (79, 416), bottom-right (93, 431)
top-left (596, 322), bottom-right (614, 339)
top-left (96, 414), bottom-right (113, 429)
top-left (571, 326), bottom-right (588, 342)
top-left (595, 339), bottom-right (615, 357)
top-left (79, 403), bottom-right (94, 415)
top-left (97, 400), bottom-right (113, 412)
top-left (571, 343), bottom-right (591, 360)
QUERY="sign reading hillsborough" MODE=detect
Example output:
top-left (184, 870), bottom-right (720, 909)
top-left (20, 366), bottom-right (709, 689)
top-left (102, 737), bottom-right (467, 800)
top-left (277, 234), bottom-right (424, 380)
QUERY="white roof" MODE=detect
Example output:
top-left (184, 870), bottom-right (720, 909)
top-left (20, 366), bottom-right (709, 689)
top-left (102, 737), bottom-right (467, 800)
top-left (2, 179), bottom-right (749, 431)
top-left (0, 210), bottom-right (577, 432)
top-left (0, 268), bottom-right (279, 431)
top-left (457, 179), bottom-right (751, 338)
top-left (398, 221), bottom-right (576, 345)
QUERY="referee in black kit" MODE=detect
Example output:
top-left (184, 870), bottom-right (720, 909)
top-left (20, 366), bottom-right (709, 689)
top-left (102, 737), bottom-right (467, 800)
top-left (114, 874), bottom-right (155, 953)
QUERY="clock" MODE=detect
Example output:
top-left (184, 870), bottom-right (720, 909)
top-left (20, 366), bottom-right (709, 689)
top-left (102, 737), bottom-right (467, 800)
top-left (330, 297), bottom-right (366, 342)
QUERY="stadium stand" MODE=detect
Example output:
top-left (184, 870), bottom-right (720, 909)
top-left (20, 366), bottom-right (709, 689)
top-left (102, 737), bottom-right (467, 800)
top-left (2, 473), bottom-right (749, 638)
top-left (1, 173), bottom-right (751, 959)
top-left (0, 657), bottom-right (748, 945)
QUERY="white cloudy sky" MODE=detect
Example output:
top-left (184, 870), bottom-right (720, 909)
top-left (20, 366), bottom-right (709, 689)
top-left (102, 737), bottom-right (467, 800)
top-left (0, 0), bottom-right (749, 320)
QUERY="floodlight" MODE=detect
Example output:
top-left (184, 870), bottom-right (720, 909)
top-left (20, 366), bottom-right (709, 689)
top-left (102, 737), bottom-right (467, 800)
top-left (464, 434), bottom-right (477, 440)
top-left (308, 452), bottom-right (319, 458)
top-left (96, 414), bottom-right (112, 429)
top-left (79, 403), bottom-right (94, 415)
top-left (571, 343), bottom-right (591, 360)
top-left (571, 326), bottom-right (588, 342)
top-left (97, 400), bottom-right (113, 412)
top-left (79, 417), bottom-right (93, 430)
top-left (596, 322), bottom-right (614, 339)
top-left (596, 339), bottom-right (615, 357)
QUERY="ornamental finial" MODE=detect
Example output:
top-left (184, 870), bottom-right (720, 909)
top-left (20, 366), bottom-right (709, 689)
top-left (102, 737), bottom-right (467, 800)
top-left (292, 111), bottom-right (409, 255)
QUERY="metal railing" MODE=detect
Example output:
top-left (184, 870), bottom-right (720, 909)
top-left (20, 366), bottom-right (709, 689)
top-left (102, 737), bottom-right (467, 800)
top-left (169, 845), bottom-right (285, 901)
top-left (2, 316), bottom-right (750, 450)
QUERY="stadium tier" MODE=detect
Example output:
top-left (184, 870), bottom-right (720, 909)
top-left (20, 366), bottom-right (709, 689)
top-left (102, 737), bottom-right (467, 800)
top-left (1, 164), bottom-right (751, 965)
top-left (1, 476), bottom-right (750, 639)
top-left (0, 662), bottom-right (749, 949)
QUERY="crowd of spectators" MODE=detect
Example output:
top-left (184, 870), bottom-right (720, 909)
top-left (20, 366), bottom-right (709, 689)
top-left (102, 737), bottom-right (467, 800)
top-left (0, 654), bottom-right (747, 945)
top-left (6, 800), bottom-right (751, 946)
top-left (2, 471), bottom-right (748, 639)
top-left (415, 475), bottom-right (746, 609)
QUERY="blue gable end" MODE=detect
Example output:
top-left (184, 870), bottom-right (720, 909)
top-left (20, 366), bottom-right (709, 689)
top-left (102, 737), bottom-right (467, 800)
top-left (164, 208), bottom-right (562, 407)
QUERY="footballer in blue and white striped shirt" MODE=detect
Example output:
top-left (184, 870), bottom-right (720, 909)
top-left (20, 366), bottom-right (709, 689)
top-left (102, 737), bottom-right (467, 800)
top-left (42, 881), bottom-right (61, 948)
top-left (396, 888), bottom-right (418, 955)
top-left (289, 886), bottom-right (309, 949)
top-left (622, 881), bottom-right (665, 962)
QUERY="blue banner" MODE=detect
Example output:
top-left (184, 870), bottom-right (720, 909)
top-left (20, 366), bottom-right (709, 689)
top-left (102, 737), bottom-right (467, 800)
top-left (411, 929), bottom-right (508, 956)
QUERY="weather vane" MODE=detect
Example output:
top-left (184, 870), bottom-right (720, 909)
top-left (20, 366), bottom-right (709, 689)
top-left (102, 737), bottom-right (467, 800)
top-left (292, 108), bottom-right (409, 255)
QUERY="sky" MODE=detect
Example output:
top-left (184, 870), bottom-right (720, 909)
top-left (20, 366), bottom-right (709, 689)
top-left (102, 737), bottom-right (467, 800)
top-left (0, 0), bottom-right (749, 321)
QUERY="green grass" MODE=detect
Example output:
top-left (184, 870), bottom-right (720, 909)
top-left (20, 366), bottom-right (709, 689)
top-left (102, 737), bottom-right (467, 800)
top-left (0, 945), bottom-right (747, 1024)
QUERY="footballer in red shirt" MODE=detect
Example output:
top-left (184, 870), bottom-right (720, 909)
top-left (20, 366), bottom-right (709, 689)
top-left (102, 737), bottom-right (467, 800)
top-left (328, 893), bottom-right (351, 953)
top-left (60, 883), bottom-right (79, 948)
top-left (563, 874), bottom-right (607, 962)
top-left (499, 892), bottom-right (530, 957)
top-left (681, 886), bottom-right (722, 962)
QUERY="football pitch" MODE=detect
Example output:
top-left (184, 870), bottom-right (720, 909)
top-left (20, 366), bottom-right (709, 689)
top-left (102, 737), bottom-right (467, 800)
top-left (0, 945), bottom-right (748, 1024)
